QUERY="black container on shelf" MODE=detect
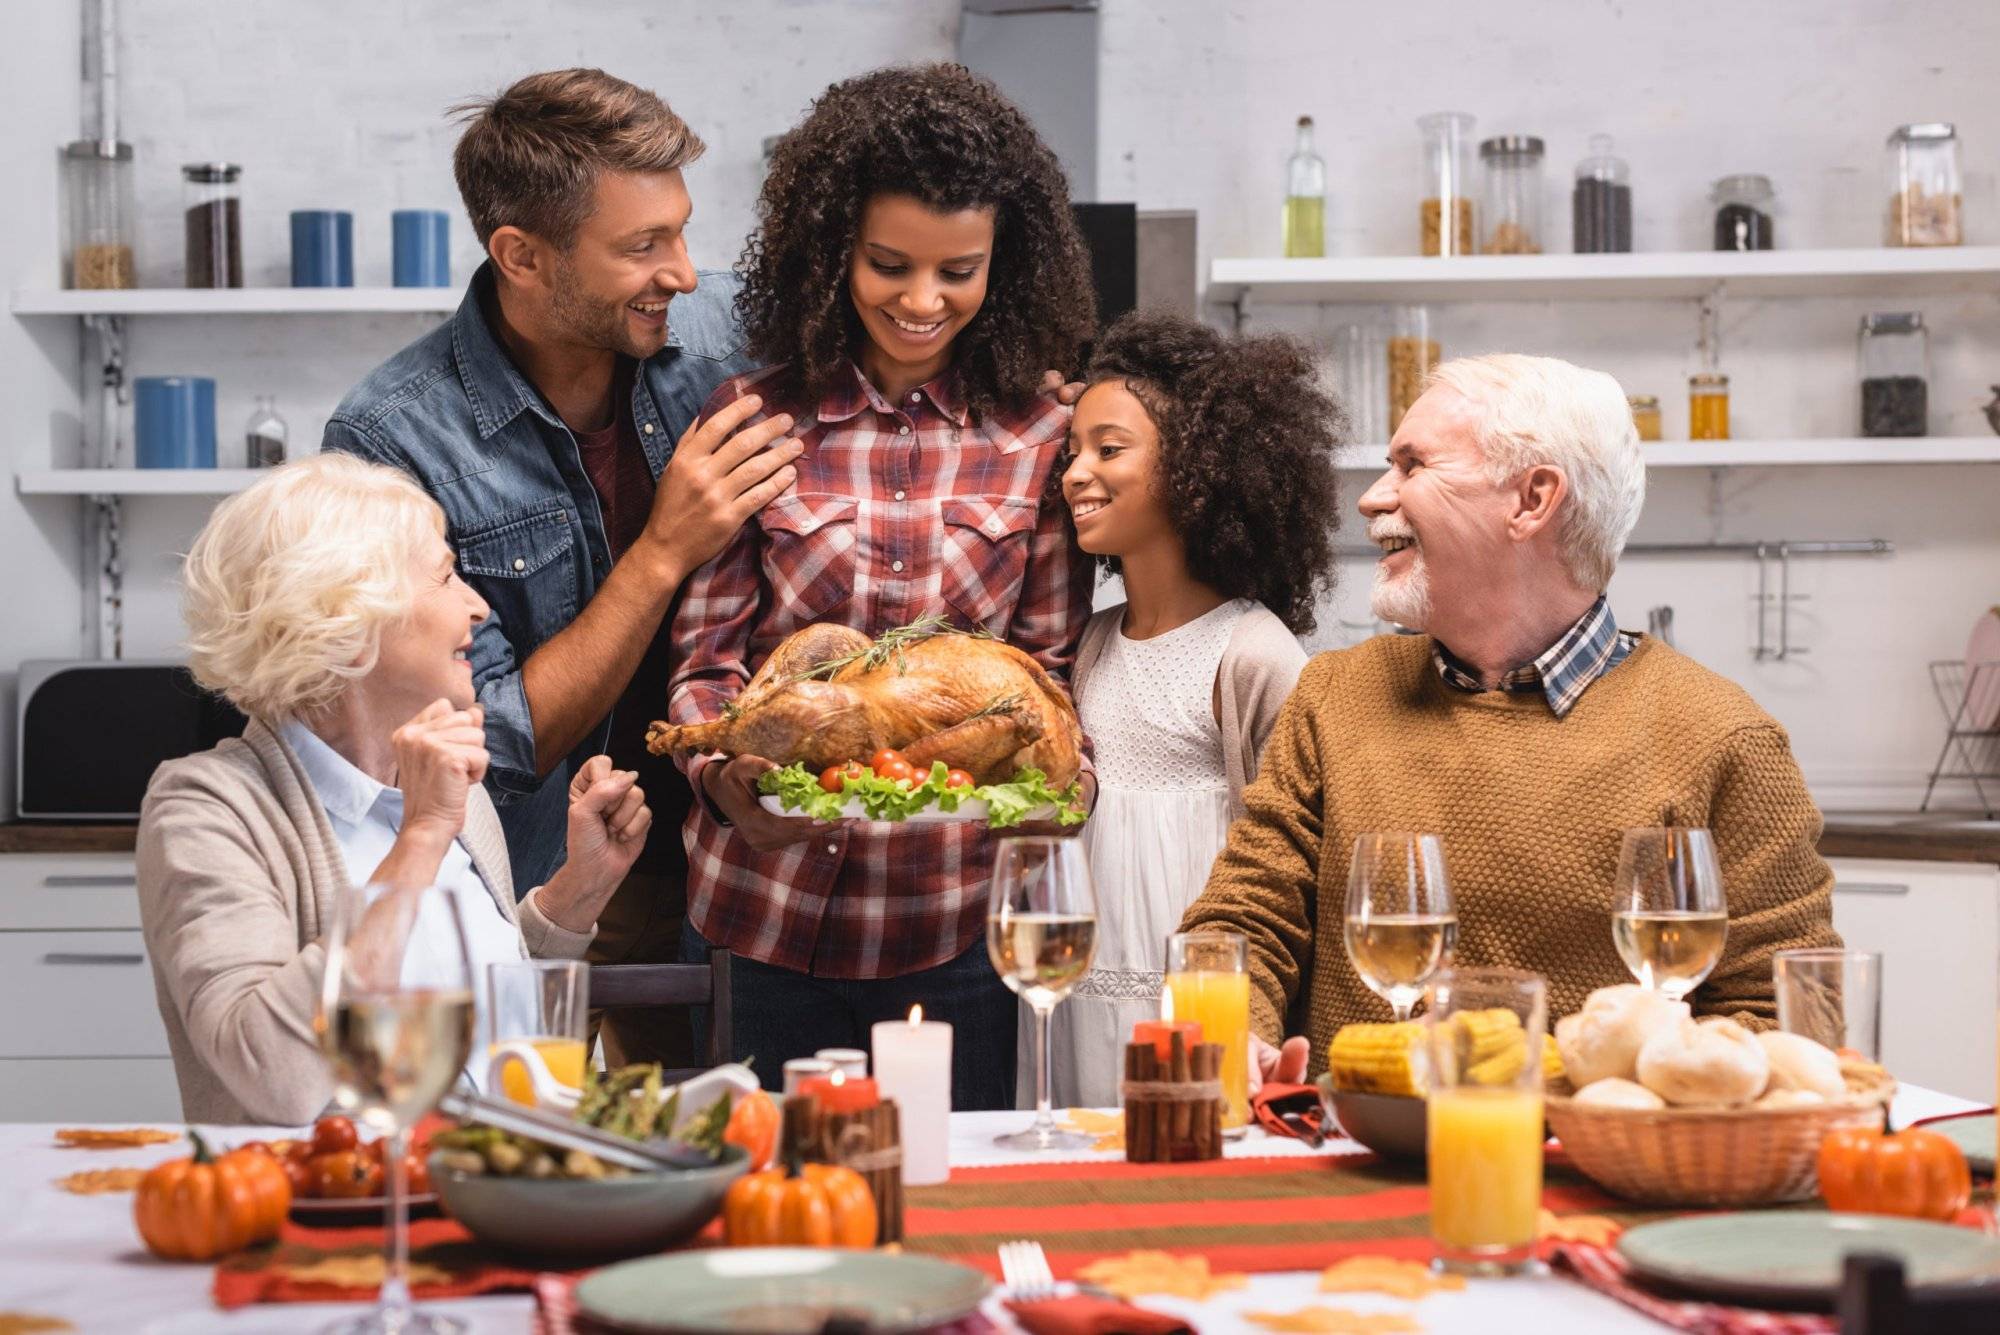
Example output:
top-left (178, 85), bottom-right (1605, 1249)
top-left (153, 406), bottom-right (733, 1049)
top-left (1711, 173), bottom-right (1774, 251)
top-left (1572, 135), bottom-right (1632, 253)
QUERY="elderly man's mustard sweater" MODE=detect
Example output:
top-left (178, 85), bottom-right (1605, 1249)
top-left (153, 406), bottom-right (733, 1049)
top-left (1179, 633), bottom-right (1839, 1068)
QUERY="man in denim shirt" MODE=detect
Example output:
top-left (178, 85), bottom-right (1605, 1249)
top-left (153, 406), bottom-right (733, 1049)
top-left (324, 69), bottom-right (801, 1065)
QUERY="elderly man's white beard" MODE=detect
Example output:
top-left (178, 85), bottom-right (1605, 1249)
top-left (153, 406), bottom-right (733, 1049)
top-left (1370, 553), bottom-right (1432, 628)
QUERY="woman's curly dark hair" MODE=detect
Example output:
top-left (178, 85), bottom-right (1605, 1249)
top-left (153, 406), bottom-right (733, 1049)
top-left (736, 63), bottom-right (1097, 420)
top-left (1083, 312), bottom-right (1344, 635)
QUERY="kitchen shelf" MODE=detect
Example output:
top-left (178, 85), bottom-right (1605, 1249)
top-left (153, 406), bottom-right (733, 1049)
top-left (10, 287), bottom-right (460, 316)
top-left (1332, 437), bottom-right (2000, 472)
top-left (17, 469), bottom-right (267, 496)
top-left (1209, 247), bottom-right (2000, 305)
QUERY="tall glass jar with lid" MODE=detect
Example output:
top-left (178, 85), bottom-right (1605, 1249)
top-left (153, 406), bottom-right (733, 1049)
top-left (1858, 313), bottom-right (1928, 437)
top-left (183, 163), bottom-right (244, 289)
top-left (63, 140), bottom-right (137, 289)
top-left (1885, 124), bottom-right (1962, 247)
top-left (1418, 112), bottom-right (1476, 256)
top-left (1572, 134), bottom-right (1632, 253)
top-left (1480, 136), bottom-right (1545, 254)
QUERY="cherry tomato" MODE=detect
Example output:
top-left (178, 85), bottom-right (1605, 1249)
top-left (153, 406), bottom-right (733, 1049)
top-left (945, 769), bottom-right (976, 790)
top-left (310, 1115), bottom-right (358, 1156)
top-left (235, 1139), bottom-right (275, 1159)
top-left (869, 748), bottom-right (910, 774)
top-left (363, 1137), bottom-right (387, 1164)
top-left (282, 1154), bottom-right (313, 1198)
top-left (819, 761), bottom-right (867, 794)
top-left (307, 1150), bottom-right (383, 1199)
top-left (286, 1139), bottom-right (315, 1164)
top-left (401, 1152), bottom-right (433, 1195)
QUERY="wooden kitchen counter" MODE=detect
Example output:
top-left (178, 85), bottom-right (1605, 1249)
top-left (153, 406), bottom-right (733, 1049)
top-left (0, 823), bottom-right (138, 854)
top-left (1, 815), bottom-right (1997, 863)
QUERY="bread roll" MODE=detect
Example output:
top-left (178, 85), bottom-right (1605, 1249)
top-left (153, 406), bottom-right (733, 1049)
top-left (1754, 1088), bottom-right (1827, 1109)
top-left (1555, 985), bottom-right (1692, 1087)
top-left (1635, 1017), bottom-right (1770, 1107)
top-left (1756, 1031), bottom-right (1845, 1100)
top-left (1573, 1077), bottom-right (1667, 1110)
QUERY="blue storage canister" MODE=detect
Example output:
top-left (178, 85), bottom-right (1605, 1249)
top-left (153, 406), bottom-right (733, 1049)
top-left (290, 210), bottom-right (354, 287)
top-left (134, 377), bottom-right (217, 468)
top-left (392, 209), bottom-right (451, 287)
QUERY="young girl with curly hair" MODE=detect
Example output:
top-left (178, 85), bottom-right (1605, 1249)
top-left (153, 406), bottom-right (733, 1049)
top-left (663, 63), bottom-right (1096, 1110)
top-left (1043, 311), bottom-right (1343, 1109)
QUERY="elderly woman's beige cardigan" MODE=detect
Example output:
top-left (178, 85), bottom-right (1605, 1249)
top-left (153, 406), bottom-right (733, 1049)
top-left (136, 718), bottom-right (592, 1125)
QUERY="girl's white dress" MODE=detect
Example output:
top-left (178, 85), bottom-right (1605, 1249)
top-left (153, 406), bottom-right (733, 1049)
top-left (1031, 599), bottom-right (1257, 1110)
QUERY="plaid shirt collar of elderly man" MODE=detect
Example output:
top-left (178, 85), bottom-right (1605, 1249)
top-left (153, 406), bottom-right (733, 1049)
top-left (1178, 354), bottom-right (1842, 1089)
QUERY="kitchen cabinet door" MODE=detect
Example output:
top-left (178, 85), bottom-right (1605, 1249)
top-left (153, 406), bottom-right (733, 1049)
top-left (0, 853), bottom-right (141, 930)
top-left (1829, 857), bottom-right (1999, 1103)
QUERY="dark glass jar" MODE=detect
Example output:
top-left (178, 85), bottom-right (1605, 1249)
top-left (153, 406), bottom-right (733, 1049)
top-left (183, 163), bottom-right (244, 288)
top-left (1711, 174), bottom-right (1774, 252)
top-left (1572, 135), bottom-right (1632, 253)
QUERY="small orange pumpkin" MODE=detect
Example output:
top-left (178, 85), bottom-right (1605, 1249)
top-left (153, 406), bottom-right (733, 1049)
top-left (724, 1156), bottom-right (878, 1247)
top-left (134, 1130), bottom-right (293, 1260)
top-left (724, 1089), bottom-right (781, 1172)
top-left (1818, 1126), bottom-right (1971, 1222)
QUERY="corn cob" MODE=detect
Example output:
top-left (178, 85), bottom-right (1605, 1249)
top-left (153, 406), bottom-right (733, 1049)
top-left (1327, 1021), bottom-right (1425, 1097)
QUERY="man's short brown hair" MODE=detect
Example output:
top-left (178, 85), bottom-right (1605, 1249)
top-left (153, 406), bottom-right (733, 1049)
top-left (451, 68), bottom-right (704, 250)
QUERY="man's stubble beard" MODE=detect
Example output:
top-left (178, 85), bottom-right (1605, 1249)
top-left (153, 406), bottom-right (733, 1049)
top-left (548, 253), bottom-right (658, 361)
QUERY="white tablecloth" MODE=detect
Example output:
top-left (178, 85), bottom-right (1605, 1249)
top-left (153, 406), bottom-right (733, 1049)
top-left (0, 1086), bottom-right (1977, 1334)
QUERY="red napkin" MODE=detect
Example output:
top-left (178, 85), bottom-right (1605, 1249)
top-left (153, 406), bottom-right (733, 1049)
top-left (1548, 1240), bottom-right (1837, 1335)
top-left (1249, 1082), bottom-right (1324, 1141)
top-left (213, 1216), bottom-right (559, 1308)
top-left (1004, 1294), bottom-right (1193, 1335)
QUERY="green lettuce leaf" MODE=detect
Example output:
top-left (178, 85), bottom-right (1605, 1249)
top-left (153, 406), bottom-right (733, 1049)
top-left (757, 760), bottom-right (1087, 829)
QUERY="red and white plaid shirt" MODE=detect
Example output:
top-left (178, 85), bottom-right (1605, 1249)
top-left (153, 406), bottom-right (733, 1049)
top-left (668, 363), bottom-right (1093, 978)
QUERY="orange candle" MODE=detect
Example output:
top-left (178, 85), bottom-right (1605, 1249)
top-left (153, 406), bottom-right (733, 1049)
top-left (797, 1072), bottom-right (880, 1112)
top-left (1132, 1019), bottom-right (1203, 1062)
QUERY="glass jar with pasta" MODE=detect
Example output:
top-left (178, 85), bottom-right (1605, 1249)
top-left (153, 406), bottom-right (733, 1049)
top-left (1387, 307), bottom-right (1440, 433)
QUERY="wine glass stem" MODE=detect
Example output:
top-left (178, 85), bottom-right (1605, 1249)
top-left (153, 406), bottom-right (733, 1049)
top-left (1031, 1001), bottom-right (1057, 1135)
top-left (381, 1126), bottom-right (412, 1322)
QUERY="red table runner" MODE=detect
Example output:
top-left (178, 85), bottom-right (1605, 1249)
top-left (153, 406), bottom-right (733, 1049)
top-left (899, 1150), bottom-right (1669, 1280)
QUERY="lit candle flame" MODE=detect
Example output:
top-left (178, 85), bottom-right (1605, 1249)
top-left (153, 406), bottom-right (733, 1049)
top-left (830, 1068), bottom-right (846, 1087)
top-left (909, 1004), bottom-right (924, 1027)
top-left (1160, 989), bottom-right (1175, 1023)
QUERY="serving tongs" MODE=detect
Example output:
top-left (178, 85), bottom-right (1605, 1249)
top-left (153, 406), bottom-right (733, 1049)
top-left (441, 1062), bottom-right (761, 1172)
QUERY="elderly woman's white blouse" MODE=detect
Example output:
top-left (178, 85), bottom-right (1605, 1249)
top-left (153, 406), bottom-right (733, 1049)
top-left (280, 720), bottom-right (526, 1029)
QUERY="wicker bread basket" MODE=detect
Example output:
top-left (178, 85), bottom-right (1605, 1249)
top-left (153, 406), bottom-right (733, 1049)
top-left (1544, 1063), bottom-right (1896, 1207)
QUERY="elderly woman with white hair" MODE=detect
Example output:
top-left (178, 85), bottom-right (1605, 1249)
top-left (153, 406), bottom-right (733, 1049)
top-left (137, 453), bottom-right (651, 1124)
top-left (1179, 353), bottom-right (1842, 1089)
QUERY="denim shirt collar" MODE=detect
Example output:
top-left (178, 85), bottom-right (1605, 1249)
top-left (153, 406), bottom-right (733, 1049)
top-left (451, 262), bottom-right (683, 443)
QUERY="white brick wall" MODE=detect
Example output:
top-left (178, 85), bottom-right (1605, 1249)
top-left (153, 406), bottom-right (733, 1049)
top-left (5, 0), bottom-right (1999, 810)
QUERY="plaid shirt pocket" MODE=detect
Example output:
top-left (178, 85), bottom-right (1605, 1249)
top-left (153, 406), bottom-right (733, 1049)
top-left (755, 493), bottom-right (859, 632)
top-left (939, 496), bottom-right (1039, 633)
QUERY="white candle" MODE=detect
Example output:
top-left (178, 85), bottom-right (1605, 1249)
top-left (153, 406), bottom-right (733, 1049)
top-left (871, 1004), bottom-right (953, 1185)
top-left (814, 1047), bottom-right (870, 1079)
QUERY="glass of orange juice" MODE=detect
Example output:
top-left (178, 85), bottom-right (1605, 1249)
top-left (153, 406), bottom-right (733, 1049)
top-left (1166, 931), bottom-right (1251, 1130)
top-left (485, 959), bottom-right (589, 1106)
top-left (1424, 967), bottom-right (1547, 1277)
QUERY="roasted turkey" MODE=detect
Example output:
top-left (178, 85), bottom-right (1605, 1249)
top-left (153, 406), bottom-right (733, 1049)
top-left (646, 620), bottom-right (1084, 786)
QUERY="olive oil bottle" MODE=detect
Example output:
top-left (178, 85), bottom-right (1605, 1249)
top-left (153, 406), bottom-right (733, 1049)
top-left (1283, 115), bottom-right (1327, 258)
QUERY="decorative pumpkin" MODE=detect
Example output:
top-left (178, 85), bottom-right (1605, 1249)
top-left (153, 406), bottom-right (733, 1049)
top-left (724, 1157), bottom-right (878, 1248)
top-left (724, 1089), bottom-right (781, 1172)
top-left (134, 1130), bottom-right (293, 1260)
top-left (1818, 1126), bottom-right (1971, 1222)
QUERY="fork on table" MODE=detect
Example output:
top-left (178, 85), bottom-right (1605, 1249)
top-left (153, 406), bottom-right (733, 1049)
top-left (997, 1238), bottom-right (1059, 1301)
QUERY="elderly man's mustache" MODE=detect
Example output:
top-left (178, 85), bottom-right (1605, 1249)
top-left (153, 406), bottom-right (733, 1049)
top-left (1367, 517), bottom-right (1418, 546)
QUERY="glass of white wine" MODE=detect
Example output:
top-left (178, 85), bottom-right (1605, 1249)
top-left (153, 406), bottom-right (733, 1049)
top-left (988, 836), bottom-right (1097, 1151)
top-left (1613, 827), bottom-right (1727, 1001)
top-left (1345, 832), bottom-right (1457, 1021)
top-left (317, 882), bottom-right (476, 1335)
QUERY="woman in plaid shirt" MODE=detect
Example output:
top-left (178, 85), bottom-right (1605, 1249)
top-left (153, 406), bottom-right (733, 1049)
top-left (663, 64), bottom-right (1098, 1110)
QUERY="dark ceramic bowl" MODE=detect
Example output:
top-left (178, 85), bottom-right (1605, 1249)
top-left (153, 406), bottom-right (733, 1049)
top-left (1315, 1075), bottom-right (1427, 1160)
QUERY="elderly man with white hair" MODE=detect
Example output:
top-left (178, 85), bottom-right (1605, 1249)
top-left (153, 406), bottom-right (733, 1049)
top-left (1179, 353), bottom-right (1841, 1085)
top-left (136, 453), bottom-right (653, 1124)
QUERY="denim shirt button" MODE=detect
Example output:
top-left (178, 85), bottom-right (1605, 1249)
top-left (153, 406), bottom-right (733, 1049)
top-left (642, 422), bottom-right (656, 435)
